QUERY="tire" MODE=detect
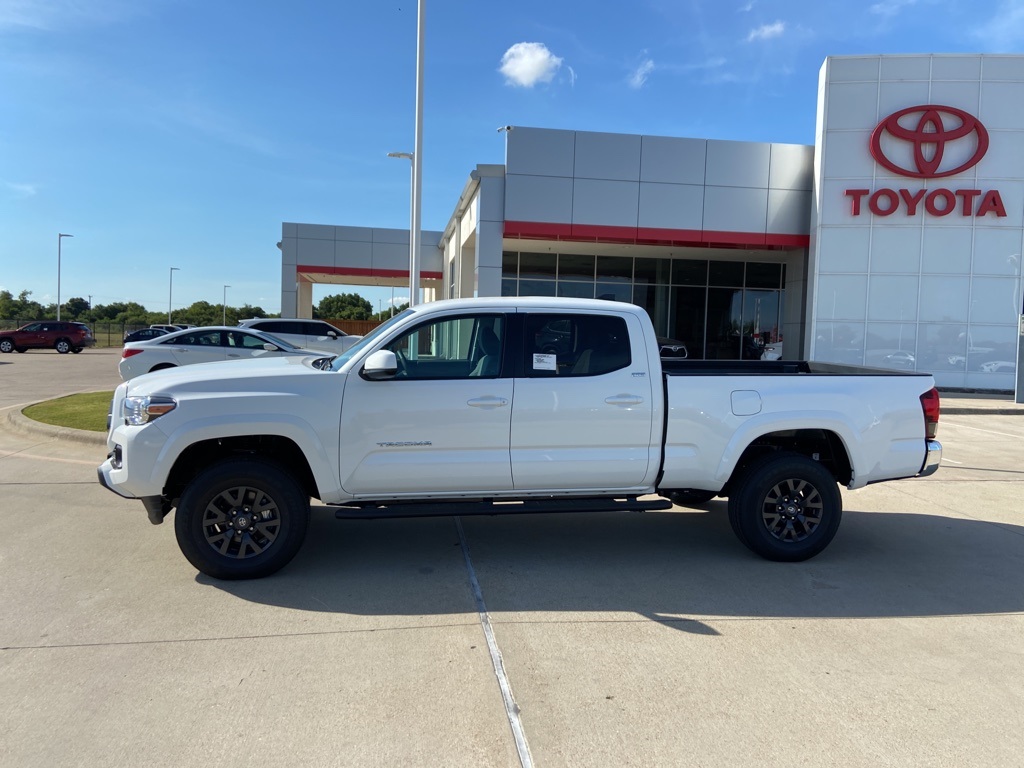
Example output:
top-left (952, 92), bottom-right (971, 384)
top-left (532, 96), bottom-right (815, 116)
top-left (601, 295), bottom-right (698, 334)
top-left (15, 347), bottom-right (26, 353)
top-left (666, 489), bottom-right (718, 507)
top-left (71, 347), bottom-right (82, 354)
top-left (0, 339), bottom-right (12, 353)
top-left (174, 459), bottom-right (310, 580)
top-left (54, 338), bottom-right (71, 354)
top-left (149, 363), bottom-right (177, 372)
top-left (728, 452), bottom-right (842, 562)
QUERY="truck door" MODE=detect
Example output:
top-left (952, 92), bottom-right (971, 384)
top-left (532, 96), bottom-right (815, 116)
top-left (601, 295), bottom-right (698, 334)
top-left (511, 312), bottom-right (658, 491)
top-left (339, 312), bottom-right (514, 495)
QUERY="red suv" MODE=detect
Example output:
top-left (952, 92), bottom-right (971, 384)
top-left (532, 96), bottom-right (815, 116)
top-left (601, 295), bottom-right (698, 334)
top-left (0, 321), bottom-right (96, 354)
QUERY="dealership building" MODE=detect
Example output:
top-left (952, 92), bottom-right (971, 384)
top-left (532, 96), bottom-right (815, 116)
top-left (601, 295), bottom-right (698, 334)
top-left (280, 54), bottom-right (1024, 393)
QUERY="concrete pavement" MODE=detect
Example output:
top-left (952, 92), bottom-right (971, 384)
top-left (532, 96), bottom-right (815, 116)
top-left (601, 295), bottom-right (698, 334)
top-left (2, 346), bottom-right (1024, 767)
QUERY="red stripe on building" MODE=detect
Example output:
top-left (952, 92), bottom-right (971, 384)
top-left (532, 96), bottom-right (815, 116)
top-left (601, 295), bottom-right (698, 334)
top-left (504, 221), bottom-right (809, 249)
top-left (297, 265), bottom-right (444, 280)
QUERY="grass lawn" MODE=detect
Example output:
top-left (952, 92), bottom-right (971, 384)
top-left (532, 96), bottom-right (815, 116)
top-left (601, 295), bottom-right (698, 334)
top-left (23, 391), bottom-right (113, 432)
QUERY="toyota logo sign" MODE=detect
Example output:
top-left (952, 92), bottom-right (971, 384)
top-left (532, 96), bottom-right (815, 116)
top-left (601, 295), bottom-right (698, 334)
top-left (869, 105), bottom-right (989, 179)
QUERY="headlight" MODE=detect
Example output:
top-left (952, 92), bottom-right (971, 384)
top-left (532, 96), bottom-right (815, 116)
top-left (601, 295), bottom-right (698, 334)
top-left (123, 395), bottom-right (177, 425)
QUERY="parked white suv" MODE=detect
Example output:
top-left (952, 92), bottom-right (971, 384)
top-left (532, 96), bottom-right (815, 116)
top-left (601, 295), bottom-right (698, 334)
top-left (237, 318), bottom-right (361, 353)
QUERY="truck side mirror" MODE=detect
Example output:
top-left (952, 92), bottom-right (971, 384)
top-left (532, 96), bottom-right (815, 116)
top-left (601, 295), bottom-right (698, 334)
top-left (362, 349), bottom-right (398, 380)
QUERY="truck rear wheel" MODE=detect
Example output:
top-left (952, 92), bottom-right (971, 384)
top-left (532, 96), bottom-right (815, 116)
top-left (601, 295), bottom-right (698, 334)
top-left (728, 452), bottom-right (841, 562)
top-left (174, 459), bottom-right (310, 579)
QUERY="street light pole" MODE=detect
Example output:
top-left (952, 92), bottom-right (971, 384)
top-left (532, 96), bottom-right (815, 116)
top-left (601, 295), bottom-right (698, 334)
top-left (387, 151), bottom-right (414, 308)
top-left (223, 285), bottom-right (231, 325)
top-left (57, 233), bottom-right (73, 320)
top-left (168, 267), bottom-right (179, 324)
top-left (410, 0), bottom-right (425, 306)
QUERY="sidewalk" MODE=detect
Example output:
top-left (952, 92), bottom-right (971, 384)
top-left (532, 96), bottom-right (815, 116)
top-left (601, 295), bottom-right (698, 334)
top-left (939, 390), bottom-right (1024, 415)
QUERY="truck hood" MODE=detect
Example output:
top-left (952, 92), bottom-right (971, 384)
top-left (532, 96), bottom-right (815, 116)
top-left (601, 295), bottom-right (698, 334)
top-left (124, 354), bottom-right (334, 397)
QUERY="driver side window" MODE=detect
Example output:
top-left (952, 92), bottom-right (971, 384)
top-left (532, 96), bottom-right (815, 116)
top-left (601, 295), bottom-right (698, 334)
top-left (386, 314), bottom-right (504, 380)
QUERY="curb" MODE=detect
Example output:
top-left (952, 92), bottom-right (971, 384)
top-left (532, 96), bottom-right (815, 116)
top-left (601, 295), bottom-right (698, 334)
top-left (942, 406), bottom-right (1024, 416)
top-left (3, 405), bottom-right (107, 446)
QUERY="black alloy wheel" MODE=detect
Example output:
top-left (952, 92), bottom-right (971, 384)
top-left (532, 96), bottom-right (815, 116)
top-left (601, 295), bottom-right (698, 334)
top-left (174, 459), bottom-right (310, 580)
top-left (728, 452), bottom-right (842, 562)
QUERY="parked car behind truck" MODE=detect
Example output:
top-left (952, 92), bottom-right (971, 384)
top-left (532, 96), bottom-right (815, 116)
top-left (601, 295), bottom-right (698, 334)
top-left (98, 297), bottom-right (941, 580)
top-left (0, 321), bottom-right (95, 354)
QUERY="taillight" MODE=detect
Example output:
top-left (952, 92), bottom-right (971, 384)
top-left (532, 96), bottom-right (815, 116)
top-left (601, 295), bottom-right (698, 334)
top-left (920, 387), bottom-right (940, 440)
top-left (122, 348), bottom-right (145, 359)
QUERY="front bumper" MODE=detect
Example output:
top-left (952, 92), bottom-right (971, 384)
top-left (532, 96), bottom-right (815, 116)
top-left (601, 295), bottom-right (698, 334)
top-left (918, 440), bottom-right (942, 477)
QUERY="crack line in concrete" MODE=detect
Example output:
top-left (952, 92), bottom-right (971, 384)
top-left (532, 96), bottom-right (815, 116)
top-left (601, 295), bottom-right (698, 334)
top-left (454, 516), bottom-right (534, 768)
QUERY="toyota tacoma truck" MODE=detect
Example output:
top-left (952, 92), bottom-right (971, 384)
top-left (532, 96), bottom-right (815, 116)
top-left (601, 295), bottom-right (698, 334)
top-left (97, 297), bottom-right (942, 579)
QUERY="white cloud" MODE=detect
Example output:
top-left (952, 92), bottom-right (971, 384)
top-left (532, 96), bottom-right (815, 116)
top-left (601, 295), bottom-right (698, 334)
top-left (629, 59), bottom-right (655, 89)
top-left (0, 0), bottom-right (138, 31)
top-left (738, 1), bottom-right (755, 11)
top-left (4, 181), bottom-right (37, 197)
top-left (869, 0), bottom-right (918, 17)
top-left (972, 1), bottom-right (1024, 47)
top-left (499, 42), bottom-right (563, 88)
top-left (567, 65), bottom-right (577, 87)
top-left (745, 20), bottom-right (786, 42)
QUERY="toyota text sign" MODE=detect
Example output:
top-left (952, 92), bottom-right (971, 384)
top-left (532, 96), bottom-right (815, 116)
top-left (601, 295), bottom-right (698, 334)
top-left (845, 104), bottom-right (1006, 218)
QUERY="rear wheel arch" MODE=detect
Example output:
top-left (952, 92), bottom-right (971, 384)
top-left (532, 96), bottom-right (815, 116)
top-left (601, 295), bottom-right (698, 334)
top-left (725, 428), bottom-right (852, 493)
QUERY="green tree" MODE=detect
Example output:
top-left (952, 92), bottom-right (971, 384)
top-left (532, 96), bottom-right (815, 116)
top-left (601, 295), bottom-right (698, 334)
top-left (63, 297), bottom-right (90, 319)
top-left (372, 302), bottom-right (408, 322)
top-left (237, 304), bottom-right (269, 320)
top-left (316, 292), bottom-right (372, 320)
top-left (2, 290), bottom-right (45, 322)
top-left (175, 301), bottom-right (220, 326)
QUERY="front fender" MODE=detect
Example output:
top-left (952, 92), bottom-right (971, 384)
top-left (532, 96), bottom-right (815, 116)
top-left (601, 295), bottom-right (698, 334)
top-left (152, 413), bottom-right (342, 500)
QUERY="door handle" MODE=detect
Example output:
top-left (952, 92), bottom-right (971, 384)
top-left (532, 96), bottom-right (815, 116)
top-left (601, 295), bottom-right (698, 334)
top-left (227, 353), bottom-right (241, 358)
top-left (173, 348), bottom-right (189, 353)
top-left (605, 394), bottom-right (644, 406)
top-left (467, 396), bottom-right (509, 409)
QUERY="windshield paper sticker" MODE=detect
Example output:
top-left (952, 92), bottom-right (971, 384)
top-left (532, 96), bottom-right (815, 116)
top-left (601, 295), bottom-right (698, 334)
top-left (533, 353), bottom-right (557, 371)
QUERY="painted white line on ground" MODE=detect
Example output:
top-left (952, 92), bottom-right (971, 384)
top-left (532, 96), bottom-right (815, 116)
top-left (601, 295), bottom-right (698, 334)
top-left (941, 457), bottom-right (964, 464)
top-left (942, 421), bottom-right (1022, 440)
top-left (454, 517), bottom-right (533, 768)
top-left (0, 452), bottom-right (97, 467)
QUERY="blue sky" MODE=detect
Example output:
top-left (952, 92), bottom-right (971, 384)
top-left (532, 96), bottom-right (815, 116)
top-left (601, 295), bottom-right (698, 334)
top-left (2, 0), bottom-right (1023, 315)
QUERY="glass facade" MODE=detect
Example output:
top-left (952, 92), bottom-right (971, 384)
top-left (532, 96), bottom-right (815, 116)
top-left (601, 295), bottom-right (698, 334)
top-left (502, 252), bottom-right (786, 360)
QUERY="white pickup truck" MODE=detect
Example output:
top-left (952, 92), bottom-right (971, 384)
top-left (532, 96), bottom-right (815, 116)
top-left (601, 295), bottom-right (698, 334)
top-left (98, 297), bottom-right (942, 579)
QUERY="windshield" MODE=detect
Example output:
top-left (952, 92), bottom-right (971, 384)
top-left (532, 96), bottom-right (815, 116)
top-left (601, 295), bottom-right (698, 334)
top-left (329, 309), bottom-right (414, 371)
top-left (258, 331), bottom-right (300, 351)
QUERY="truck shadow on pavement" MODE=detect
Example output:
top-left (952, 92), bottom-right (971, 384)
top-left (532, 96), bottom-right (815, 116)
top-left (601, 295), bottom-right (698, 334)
top-left (202, 504), bottom-right (1024, 630)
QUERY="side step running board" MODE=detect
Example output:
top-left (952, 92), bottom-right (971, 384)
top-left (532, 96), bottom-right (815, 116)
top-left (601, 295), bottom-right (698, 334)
top-left (333, 496), bottom-right (673, 520)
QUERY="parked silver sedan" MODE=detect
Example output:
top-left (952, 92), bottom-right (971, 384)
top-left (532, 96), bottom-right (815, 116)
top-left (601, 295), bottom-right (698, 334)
top-left (118, 326), bottom-right (332, 380)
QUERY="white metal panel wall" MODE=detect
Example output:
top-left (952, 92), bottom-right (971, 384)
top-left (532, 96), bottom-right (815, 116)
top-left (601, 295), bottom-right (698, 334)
top-left (504, 126), bottom-right (814, 241)
top-left (812, 54), bottom-right (1024, 391)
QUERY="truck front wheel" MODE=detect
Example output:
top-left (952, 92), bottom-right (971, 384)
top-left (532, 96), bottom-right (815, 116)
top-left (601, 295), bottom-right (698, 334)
top-left (728, 452), bottom-right (842, 562)
top-left (174, 459), bottom-right (310, 579)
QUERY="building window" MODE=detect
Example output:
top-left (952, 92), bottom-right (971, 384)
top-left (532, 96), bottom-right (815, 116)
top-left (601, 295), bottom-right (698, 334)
top-left (501, 251), bottom-right (786, 360)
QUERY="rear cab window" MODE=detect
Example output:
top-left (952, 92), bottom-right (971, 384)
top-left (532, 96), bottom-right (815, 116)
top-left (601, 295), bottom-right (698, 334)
top-left (524, 314), bottom-right (631, 377)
